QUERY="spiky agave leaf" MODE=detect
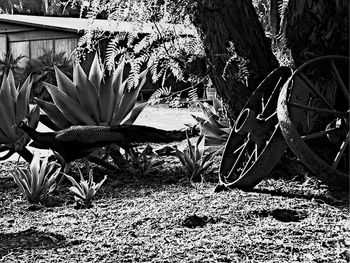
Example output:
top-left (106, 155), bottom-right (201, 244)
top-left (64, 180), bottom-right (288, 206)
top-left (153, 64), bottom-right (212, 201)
top-left (0, 76), bottom-right (16, 139)
top-left (89, 53), bottom-right (103, 91)
top-left (99, 61), bottom-right (126, 124)
top-left (74, 63), bottom-right (100, 123)
top-left (110, 68), bottom-right (148, 125)
top-left (54, 65), bottom-right (78, 101)
top-left (44, 82), bottom-right (96, 125)
top-left (15, 75), bottom-right (32, 123)
top-left (33, 98), bottom-right (71, 129)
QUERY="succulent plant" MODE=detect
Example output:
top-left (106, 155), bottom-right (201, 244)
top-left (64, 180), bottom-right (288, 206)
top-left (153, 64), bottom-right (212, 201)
top-left (0, 70), bottom-right (40, 161)
top-left (64, 168), bottom-right (107, 208)
top-left (192, 97), bottom-right (231, 146)
top-left (34, 54), bottom-right (149, 129)
top-left (11, 153), bottom-right (61, 203)
top-left (176, 134), bottom-right (217, 182)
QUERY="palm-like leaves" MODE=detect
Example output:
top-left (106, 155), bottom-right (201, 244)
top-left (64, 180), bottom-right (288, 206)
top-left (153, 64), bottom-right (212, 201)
top-left (35, 54), bottom-right (149, 129)
top-left (0, 70), bottom-right (40, 156)
top-left (11, 153), bottom-right (61, 203)
top-left (64, 168), bottom-right (107, 208)
top-left (176, 134), bottom-right (217, 182)
top-left (0, 51), bottom-right (26, 80)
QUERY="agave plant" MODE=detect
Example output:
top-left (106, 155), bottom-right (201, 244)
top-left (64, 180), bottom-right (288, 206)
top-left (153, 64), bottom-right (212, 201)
top-left (0, 70), bottom-right (40, 161)
top-left (176, 134), bottom-right (217, 182)
top-left (64, 168), bottom-right (107, 208)
top-left (125, 146), bottom-right (164, 176)
top-left (192, 97), bottom-right (231, 146)
top-left (34, 54), bottom-right (149, 129)
top-left (11, 153), bottom-right (61, 203)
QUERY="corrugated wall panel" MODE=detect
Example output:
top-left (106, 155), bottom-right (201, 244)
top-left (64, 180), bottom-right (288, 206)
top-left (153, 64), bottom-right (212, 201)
top-left (0, 34), bottom-right (7, 54)
top-left (54, 38), bottom-right (78, 60)
top-left (30, 39), bottom-right (54, 59)
top-left (9, 41), bottom-right (29, 67)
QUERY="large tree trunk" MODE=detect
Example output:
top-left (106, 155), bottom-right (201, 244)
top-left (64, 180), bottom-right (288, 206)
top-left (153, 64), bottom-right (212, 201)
top-left (192, 0), bottom-right (279, 119)
top-left (285, 0), bottom-right (349, 66)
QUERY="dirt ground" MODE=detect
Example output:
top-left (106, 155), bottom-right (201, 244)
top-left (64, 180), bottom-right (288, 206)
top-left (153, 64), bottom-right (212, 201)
top-left (134, 104), bottom-right (203, 130)
top-left (0, 105), bottom-right (349, 262)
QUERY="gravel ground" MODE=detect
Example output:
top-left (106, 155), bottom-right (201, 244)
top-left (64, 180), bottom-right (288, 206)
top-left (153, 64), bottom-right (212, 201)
top-left (0, 104), bottom-right (349, 262)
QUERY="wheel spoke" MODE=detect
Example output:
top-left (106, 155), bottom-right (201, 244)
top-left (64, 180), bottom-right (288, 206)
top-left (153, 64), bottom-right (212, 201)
top-left (331, 60), bottom-right (349, 101)
top-left (261, 97), bottom-right (265, 112)
top-left (233, 139), bottom-right (249, 154)
top-left (261, 76), bottom-right (283, 116)
top-left (288, 102), bottom-right (345, 117)
top-left (241, 147), bottom-right (256, 175)
top-left (299, 73), bottom-right (336, 111)
top-left (231, 138), bottom-right (250, 172)
top-left (264, 111), bottom-right (277, 121)
top-left (333, 132), bottom-right (349, 168)
top-left (301, 127), bottom-right (339, 140)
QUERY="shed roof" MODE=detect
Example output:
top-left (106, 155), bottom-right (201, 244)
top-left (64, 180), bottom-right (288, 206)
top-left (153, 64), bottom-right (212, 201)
top-left (0, 14), bottom-right (195, 35)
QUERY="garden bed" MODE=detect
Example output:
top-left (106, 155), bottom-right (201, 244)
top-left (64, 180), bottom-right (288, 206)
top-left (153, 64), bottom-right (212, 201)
top-left (0, 105), bottom-right (349, 262)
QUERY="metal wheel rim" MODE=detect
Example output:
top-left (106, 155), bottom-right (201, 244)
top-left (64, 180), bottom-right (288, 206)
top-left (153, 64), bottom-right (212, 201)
top-left (277, 56), bottom-right (349, 188)
top-left (218, 67), bottom-right (292, 190)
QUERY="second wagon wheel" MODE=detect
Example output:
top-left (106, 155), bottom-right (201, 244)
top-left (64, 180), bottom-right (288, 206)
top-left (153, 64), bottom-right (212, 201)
top-left (277, 56), bottom-right (349, 188)
top-left (215, 67), bottom-right (293, 191)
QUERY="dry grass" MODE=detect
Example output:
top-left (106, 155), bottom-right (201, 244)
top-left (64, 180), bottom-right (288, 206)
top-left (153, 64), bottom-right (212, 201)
top-left (0, 156), bottom-right (349, 263)
top-left (0, 105), bottom-right (348, 262)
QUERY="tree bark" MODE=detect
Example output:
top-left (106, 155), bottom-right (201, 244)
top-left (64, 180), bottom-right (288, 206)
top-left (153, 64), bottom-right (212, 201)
top-left (285, 0), bottom-right (349, 66)
top-left (192, 0), bottom-right (279, 119)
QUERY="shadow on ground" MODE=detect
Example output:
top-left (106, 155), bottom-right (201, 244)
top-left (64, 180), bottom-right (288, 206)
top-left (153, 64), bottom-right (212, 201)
top-left (0, 227), bottom-right (84, 257)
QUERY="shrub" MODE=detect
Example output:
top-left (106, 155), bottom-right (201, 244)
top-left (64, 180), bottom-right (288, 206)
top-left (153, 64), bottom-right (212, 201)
top-left (24, 49), bottom-right (73, 101)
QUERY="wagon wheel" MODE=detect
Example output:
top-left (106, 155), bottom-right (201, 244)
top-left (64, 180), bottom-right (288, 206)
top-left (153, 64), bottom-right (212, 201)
top-left (277, 56), bottom-right (349, 188)
top-left (216, 67), bottom-right (293, 191)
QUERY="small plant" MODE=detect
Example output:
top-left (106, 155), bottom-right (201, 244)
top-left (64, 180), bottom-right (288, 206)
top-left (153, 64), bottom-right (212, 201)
top-left (176, 134), bottom-right (217, 182)
top-left (64, 168), bottom-right (107, 208)
top-left (192, 97), bottom-right (231, 146)
top-left (11, 153), bottom-right (61, 203)
top-left (126, 146), bottom-right (164, 176)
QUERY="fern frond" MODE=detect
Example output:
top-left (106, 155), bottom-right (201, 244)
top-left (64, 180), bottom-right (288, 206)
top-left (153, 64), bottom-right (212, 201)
top-left (126, 54), bottom-right (149, 90)
top-left (149, 86), bottom-right (172, 102)
top-left (188, 87), bottom-right (199, 102)
top-left (105, 32), bottom-right (132, 70)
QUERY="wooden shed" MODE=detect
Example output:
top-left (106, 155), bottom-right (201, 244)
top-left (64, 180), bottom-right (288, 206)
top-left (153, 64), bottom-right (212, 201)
top-left (0, 15), bottom-right (85, 67)
top-left (0, 15), bottom-right (201, 100)
top-left (0, 14), bottom-right (194, 68)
